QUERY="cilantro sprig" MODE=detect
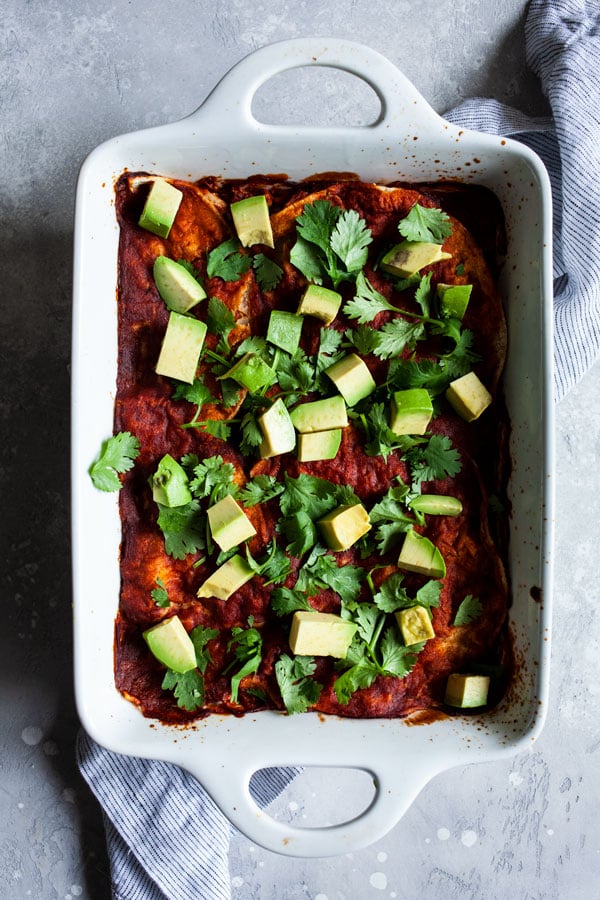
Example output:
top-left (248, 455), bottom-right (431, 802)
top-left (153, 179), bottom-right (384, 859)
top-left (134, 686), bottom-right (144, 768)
top-left (161, 625), bottom-right (218, 712)
top-left (398, 203), bottom-right (453, 244)
top-left (89, 431), bottom-right (140, 492)
top-left (275, 654), bottom-right (323, 714)
top-left (207, 238), bottom-right (252, 282)
top-left (453, 594), bottom-right (483, 626)
top-left (290, 200), bottom-right (372, 288)
top-left (226, 617), bottom-right (263, 704)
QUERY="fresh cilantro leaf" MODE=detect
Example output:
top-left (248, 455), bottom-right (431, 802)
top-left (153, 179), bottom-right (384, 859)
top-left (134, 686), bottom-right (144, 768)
top-left (239, 474), bottom-right (285, 507)
top-left (156, 499), bottom-right (206, 560)
top-left (239, 409), bottom-right (264, 455)
top-left (352, 603), bottom-right (383, 645)
top-left (253, 253), bottom-right (283, 291)
top-left (406, 434), bottom-right (462, 486)
top-left (453, 594), bottom-right (483, 626)
top-left (345, 325), bottom-right (381, 356)
top-left (176, 258), bottom-right (203, 281)
top-left (329, 209), bottom-right (372, 274)
top-left (441, 329), bottom-right (481, 378)
top-left (274, 349), bottom-right (316, 398)
top-left (191, 624), bottom-right (219, 673)
top-left (372, 572), bottom-right (411, 612)
top-left (291, 200), bottom-right (371, 288)
top-left (334, 656), bottom-right (379, 704)
top-left (172, 377), bottom-right (215, 409)
top-left (455, 263), bottom-right (465, 276)
top-left (343, 271), bottom-right (396, 324)
top-left (89, 431), bottom-right (140, 492)
top-left (398, 203), bottom-right (453, 244)
top-left (186, 419), bottom-right (231, 441)
top-left (245, 540), bottom-right (292, 586)
top-left (371, 317), bottom-right (426, 359)
top-left (415, 580), bottom-right (443, 610)
top-left (295, 548), bottom-right (364, 604)
top-left (279, 473), bottom-right (340, 520)
top-left (414, 272), bottom-right (434, 317)
top-left (289, 236), bottom-right (325, 285)
top-left (387, 358), bottom-right (453, 396)
top-left (189, 455), bottom-right (237, 504)
top-left (234, 335), bottom-right (270, 359)
top-left (279, 509), bottom-right (319, 558)
top-left (206, 296), bottom-right (236, 354)
top-left (359, 403), bottom-right (424, 460)
top-left (227, 617), bottom-right (263, 703)
top-left (151, 577), bottom-right (170, 608)
top-left (275, 654), bottom-right (322, 714)
top-left (271, 587), bottom-right (314, 616)
top-left (161, 669), bottom-right (205, 711)
top-left (378, 628), bottom-right (423, 676)
top-left (207, 238), bottom-right (252, 282)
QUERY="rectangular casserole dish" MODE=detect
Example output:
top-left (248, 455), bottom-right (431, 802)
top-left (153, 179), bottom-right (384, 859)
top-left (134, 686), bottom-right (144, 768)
top-left (72, 38), bottom-right (554, 857)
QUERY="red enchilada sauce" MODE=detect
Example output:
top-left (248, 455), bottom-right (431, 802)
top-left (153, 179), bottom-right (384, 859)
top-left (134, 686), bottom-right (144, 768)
top-left (113, 173), bottom-right (511, 723)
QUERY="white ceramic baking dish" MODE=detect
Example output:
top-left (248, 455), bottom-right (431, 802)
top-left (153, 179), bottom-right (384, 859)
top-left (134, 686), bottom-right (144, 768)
top-left (72, 38), bottom-right (554, 858)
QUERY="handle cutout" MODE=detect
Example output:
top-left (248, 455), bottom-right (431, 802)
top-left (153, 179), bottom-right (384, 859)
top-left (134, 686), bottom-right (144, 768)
top-left (251, 66), bottom-right (382, 128)
top-left (250, 765), bottom-right (377, 828)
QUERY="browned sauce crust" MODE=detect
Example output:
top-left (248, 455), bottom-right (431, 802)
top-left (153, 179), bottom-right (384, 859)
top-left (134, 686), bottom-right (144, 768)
top-left (114, 172), bottom-right (511, 723)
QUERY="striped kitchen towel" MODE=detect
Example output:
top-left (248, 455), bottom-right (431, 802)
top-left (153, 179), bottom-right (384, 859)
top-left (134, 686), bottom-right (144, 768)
top-left (446, 0), bottom-right (600, 400)
top-left (76, 3), bottom-right (600, 900)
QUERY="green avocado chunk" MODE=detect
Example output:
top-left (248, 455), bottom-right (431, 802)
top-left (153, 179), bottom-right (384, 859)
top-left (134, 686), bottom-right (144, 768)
top-left (138, 179), bottom-right (183, 238)
top-left (230, 195), bottom-right (274, 248)
top-left (266, 309), bottom-right (304, 355)
top-left (296, 428), bottom-right (342, 462)
top-left (196, 554), bottom-right (254, 601)
top-left (317, 503), bottom-right (371, 551)
top-left (151, 454), bottom-right (192, 508)
top-left (258, 397), bottom-right (296, 458)
top-left (381, 241), bottom-right (452, 278)
top-left (207, 494), bottom-right (257, 552)
top-left (389, 388), bottom-right (433, 435)
top-left (296, 284), bottom-right (342, 324)
top-left (446, 371), bottom-right (492, 422)
top-left (155, 311), bottom-right (207, 384)
top-left (143, 615), bottom-right (197, 673)
top-left (444, 673), bottom-right (490, 708)
top-left (324, 353), bottom-right (376, 407)
top-left (289, 610), bottom-right (357, 659)
top-left (436, 283), bottom-right (472, 320)
top-left (408, 494), bottom-right (463, 516)
top-left (396, 606), bottom-right (435, 645)
top-left (153, 256), bottom-right (206, 314)
top-left (218, 352), bottom-right (276, 393)
top-left (397, 529), bottom-right (446, 578)
top-left (290, 396), bottom-right (348, 433)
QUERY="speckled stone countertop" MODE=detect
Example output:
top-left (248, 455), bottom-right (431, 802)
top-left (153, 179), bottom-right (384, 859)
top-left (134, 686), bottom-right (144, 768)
top-left (2, 1), bottom-right (599, 898)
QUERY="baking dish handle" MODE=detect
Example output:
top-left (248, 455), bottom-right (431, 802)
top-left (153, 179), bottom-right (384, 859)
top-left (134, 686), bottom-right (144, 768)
top-left (190, 37), bottom-right (441, 134)
top-left (181, 754), bottom-right (440, 858)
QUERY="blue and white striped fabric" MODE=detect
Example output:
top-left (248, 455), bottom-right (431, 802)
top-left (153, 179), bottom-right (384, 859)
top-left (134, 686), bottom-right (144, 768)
top-left (446, 0), bottom-right (600, 400)
top-left (77, 3), bottom-right (600, 898)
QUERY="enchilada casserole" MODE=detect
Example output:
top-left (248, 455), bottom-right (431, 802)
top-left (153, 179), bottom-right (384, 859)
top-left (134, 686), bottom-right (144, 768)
top-left (103, 172), bottom-right (511, 723)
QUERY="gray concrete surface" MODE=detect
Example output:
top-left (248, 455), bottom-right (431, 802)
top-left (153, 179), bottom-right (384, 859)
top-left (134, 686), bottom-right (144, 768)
top-left (3, 1), bottom-right (598, 898)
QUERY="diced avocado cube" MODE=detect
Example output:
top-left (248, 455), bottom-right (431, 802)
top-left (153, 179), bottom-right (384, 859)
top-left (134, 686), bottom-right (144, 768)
top-left (218, 352), bottom-right (276, 393)
top-left (446, 371), bottom-right (492, 422)
top-left (257, 397), bottom-right (296, 458)
top-left (230, 195), bottom-right (274, 248)
top-left (155, 311), bottom-right (207, 384)
top-left (324, 353), bottom-right (376, 407)
top-left (289, 610), bottom-right (357, 659)
top-left (151, 453), bottom-right (192, 508)
top-left (196, 554), bottom-right (254, 600)
top-left (396, 606), bottom-right (435, 645)
top-left (296, 284), bottom-right (342, 324)
top-left (297, 428), bottom-right (342, 462)
top-left (138, 179), bottom-right (183, 238)
top-left (290, 396), bottom-right (348, 433)
top-left (153, 256), bottom-right (207, 314)
top-left (444, 673), bottom-right (490, 708)
top-left (143, 615), bottom-right (197, 673)
top-left (397, 529), bottom-right (446, 578)
top-left (266, 309), bottom-right (304, 355)
top-left (408, 494), bottom-right (463, 516)
top-left (436, 283), bottom-right (472, 320)
top-left (381, 241), bottom-right (452, 278)
top-left (207, 494), bottom-right (257, 552)
top-left (390, 388), bottom-right (433, 435)
top-left (318, 503), bottom-right (371, 551)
